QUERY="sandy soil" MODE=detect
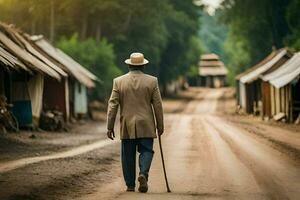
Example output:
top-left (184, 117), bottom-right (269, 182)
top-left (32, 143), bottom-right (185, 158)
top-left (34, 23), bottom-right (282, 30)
top-left (0, 121), bottom-right (107, 162)
top-left (0, 87), bottom-right (299, 200)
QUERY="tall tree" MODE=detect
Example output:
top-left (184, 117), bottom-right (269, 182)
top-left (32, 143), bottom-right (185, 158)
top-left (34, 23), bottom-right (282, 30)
top-left (0, 0), bottom-right (204, 96)
top-left (220, 0), bottom-right (292, 85)
top-left (198, 11), bottom-right (228, 61)
top-left (159, 0), bottom-right (201, 89)
top-left (285, 0), bottom-right (300, 50)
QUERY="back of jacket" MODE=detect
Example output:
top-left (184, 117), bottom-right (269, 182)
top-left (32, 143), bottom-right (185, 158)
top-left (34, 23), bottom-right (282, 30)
top-left (107, 70), bottom-right (164, 139)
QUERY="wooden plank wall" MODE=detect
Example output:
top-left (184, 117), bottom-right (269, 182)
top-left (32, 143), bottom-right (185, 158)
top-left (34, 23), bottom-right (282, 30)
top-left (240, 82), bottom-right (247, 110)
top-left (245, 83), bottom-right (253, 113)
top-left (270, 84), bottom-right (291, 121)
top-left (262, 81), bottom-right (271, 118)
top-left (275, 87), bottom-right (280, 115)
top-left (271, 85), bottom-right (275, 116)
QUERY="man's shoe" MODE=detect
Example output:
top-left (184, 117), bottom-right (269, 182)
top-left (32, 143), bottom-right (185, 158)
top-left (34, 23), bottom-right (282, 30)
top-left (138, 175), bottom-right (148, 193)
top-left (126, 187), bottom-right (135, 192)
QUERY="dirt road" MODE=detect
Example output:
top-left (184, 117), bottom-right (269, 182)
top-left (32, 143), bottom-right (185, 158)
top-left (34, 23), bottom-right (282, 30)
top-left (0, 88), bottom-right (299, 200)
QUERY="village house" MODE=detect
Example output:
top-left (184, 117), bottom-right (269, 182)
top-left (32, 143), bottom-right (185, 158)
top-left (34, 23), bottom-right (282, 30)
top-left (0, 22), bottom-right (66, 127)
top-left (198, 53), bottom-right (228, 88)
top-left (236, 47), bottom-right (300, 123)
top-left (260, 52), bottom-right (300, 122)
top-left (236, 48), bottom-right (293, 115)
top-left (30, 36), bottom-right (97, 120)
top-left (235, 51), bottom-right (279, 110)
top-left (0, 22), bottom-right (96, 130)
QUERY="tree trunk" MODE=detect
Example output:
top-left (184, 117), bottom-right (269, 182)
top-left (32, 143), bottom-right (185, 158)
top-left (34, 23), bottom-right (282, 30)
top-left (50, 0), bottom-right (55, 43)
top-left (96, 24), bottom-right (101, 42)
top-left (122, 12), bottom-right (132, 32)
top-left (31, 20), bottom-right (36, 35)
top-left (81, 16), bottom-right (88, 40)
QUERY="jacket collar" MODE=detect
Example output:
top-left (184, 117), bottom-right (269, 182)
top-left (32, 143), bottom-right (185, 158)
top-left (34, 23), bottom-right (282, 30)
top-left (129, 70), bottom-right (144, 74)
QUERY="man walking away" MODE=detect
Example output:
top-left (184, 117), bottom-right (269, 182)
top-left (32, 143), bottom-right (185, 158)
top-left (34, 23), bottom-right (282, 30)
top-left (106, 52), bottom-right (164, 193)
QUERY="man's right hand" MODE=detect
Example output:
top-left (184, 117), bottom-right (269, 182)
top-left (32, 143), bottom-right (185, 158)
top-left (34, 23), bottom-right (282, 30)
top-left (107, 129), bottom-right (115, 140)
top-left (158, 129), bottom-right (164, 136)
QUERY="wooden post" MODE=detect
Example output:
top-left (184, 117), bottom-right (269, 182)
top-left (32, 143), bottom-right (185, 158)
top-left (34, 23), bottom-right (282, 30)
top-left (271, 86), bottom-right (275, 116)
top-left (285, 86), bottom-right (289, 119)
top-left (275, 87), bottom-right (280, 115)
top-left (0, 68), bottom-right (4, 95)
top-left (288, 84), bottom-right (294, 123)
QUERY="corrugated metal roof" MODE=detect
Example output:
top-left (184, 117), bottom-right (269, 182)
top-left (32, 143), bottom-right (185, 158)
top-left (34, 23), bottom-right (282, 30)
top-left (240, 49), bottom-right (291, 84)
top-left (266, 52), bottom-right (300, 88)
top-left (32, 37), bottom-right (96, 88)
top-left (235, 51), bottom-right (278, 80)
top-left (262, 52), bottom-right (300, 82)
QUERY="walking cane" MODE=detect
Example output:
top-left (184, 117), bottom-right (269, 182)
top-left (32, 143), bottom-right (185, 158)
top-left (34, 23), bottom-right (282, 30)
top-left (158, 135), bottom-right (171, 193)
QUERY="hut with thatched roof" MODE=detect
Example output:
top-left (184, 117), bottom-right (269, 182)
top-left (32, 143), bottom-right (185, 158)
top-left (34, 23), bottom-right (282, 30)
top-left (198, 53), bottom-right (228, 88)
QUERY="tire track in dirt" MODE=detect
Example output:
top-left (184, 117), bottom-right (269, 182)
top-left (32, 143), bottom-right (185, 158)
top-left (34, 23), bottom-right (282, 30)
top-left (200, 116), bottom-right (263, 198)
top-left (225, 118), bottom-right (300, 161)
top-left (75, 113), bottom-right (184, 200)
top-left (206, 116), bottom-right (300, 200)
top-left (107, 89), bottom-right (261, 199)
top-left (57, 88), bottom-right (300, 200)
top-left (183, 89), bottom-right (223, 115)
top-left (72, 88), bottom-right (300, 200)
top-left (79, 90), bottom-right (227, 199)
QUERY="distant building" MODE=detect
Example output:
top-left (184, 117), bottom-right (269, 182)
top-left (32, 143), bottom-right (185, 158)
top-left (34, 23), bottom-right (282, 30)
top-left (236, 48), bottom-right (300, 123)
top-left (261, 51), bottom-right (300, 122)
top-left (198, 53), bottom-right (228, 88)
top-left (236, 48), bottom-right (293, 115)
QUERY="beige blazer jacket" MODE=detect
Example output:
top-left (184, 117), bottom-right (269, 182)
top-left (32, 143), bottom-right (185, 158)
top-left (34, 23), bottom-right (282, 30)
top-left (107, 70), bottom-right (164, 139)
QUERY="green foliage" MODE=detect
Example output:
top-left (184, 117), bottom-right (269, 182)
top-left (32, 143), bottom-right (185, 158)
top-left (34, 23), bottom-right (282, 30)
top-left (0, 0), bottom-right (203, 97)
top-left (285, 0), bottom-right (300, 50)
top-left (57, 34), bottom-right (122, 100)
top-left (111, 0), bottom-right (170, 76)
top-left (220, 0), bottom-right (294, 86)
top-left (224, 32), bottom-right (251, 86)
top-left (185, 36), bottom-right (206, 73)
top-left (198, 11), bottom-right (228, 61)
top-left (2, 0), bottom-right (300, 92)
top-left (158, 0), bottom-right (202, 87)
top-left (221, 0), bottom-right (291, 54)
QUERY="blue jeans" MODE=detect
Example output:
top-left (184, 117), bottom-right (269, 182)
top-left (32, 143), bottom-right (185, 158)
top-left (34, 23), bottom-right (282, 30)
top-left (121, 138), bottom-right (154, 188)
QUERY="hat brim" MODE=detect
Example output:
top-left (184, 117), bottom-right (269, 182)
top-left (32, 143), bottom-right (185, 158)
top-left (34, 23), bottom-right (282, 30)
top-left (125, 58), bottom-right (149, 66)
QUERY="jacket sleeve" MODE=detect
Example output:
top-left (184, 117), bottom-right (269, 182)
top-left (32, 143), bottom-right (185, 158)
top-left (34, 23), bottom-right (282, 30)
top-left (151, 78), bottom-right (164, 132)
top-left (107, 79), bottom-right (119, 130)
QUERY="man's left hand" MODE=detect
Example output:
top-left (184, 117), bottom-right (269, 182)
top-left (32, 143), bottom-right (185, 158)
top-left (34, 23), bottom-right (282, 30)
top-left (107, 129), bottom-right (115, 140)
top-left (158, 129), bottom-right (164, 136)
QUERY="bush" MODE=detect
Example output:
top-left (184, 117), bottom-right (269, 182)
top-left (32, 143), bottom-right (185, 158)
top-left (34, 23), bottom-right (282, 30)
top-left (57, 34), bottom-right (122, 100)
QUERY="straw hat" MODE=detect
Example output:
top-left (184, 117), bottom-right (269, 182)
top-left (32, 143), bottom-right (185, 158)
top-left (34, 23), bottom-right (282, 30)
top-left (125, 52), bottom-right (149, 66)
